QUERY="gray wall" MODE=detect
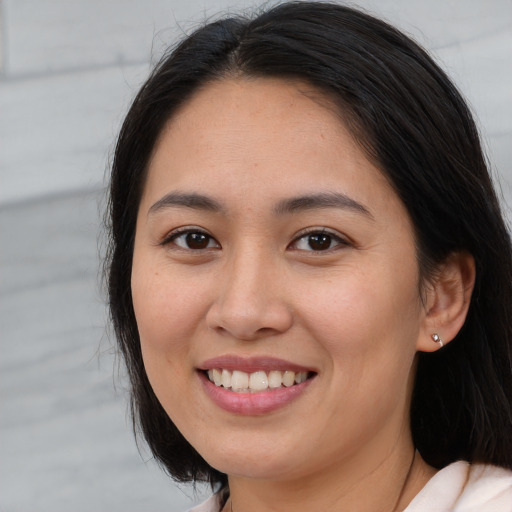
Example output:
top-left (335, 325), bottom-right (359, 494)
top-left (1, 1), bottom-right (510, 510)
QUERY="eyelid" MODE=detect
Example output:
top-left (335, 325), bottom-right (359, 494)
top-left (288, 227), bottom-right (350, 251)
top-left (160, 226), bottom-right (220, 249)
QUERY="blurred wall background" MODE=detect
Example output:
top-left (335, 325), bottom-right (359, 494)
top-left (1, 0), bottom-right (510, 510)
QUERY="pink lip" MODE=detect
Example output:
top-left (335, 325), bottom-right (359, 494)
top-left (198, 372), bottom-right (314, 415)
top-left (197, 355), bottom-right (317, 416)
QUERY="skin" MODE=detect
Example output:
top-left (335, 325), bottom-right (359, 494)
top-left (131, 78), bottom-right (473, 511)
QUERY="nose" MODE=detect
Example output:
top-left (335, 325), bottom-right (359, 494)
top-left (205, 249), bottom-right (293, 341)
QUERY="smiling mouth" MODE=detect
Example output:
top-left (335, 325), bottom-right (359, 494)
top-left (205, 369), bottom-right (315, 393)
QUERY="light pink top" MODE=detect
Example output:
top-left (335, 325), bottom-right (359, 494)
top-left (188, 462), bottom-right (512, 512)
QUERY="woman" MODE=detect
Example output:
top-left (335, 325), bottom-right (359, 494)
top-left (106, 2), bottom-right (512, 510)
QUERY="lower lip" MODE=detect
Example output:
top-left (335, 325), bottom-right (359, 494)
top-left (198, 371), bottom-right (314, 415)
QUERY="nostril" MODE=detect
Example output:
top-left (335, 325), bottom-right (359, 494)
top-left (206, 303), bottom-right (294, 341)
top-left (256, 326), bottom-right (281, 336)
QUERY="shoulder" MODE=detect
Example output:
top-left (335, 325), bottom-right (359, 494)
top-left (455, 463), bottom-right (512, 511)
top-left (186, 493), bottom-right (223, 512)
top-left (406, 461), bottom-right (512, 512)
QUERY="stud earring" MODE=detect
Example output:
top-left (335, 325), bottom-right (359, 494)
top-left (431, 333), bottom-right (443, 348)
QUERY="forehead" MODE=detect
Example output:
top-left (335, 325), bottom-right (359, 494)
top-left (141, 77), bottom-right (400, 217)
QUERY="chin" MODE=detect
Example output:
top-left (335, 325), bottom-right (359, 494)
top-left (198, 436), bottom-right (311, 481)
top-left (210, 455), bottom-right (295, 481)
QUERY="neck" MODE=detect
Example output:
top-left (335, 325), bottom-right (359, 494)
top-left (225, 444), bottom-right (436, 512)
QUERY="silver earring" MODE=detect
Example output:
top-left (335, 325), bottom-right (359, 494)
top-left (431, 333), bottom-right (443, 348)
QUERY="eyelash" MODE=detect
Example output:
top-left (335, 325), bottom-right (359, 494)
top-left (161, 227), bottom-right (220, 251)
top-left (289, 228), bottom-right (349, 252)
top-left (161, 227), bottom-right (349, 252)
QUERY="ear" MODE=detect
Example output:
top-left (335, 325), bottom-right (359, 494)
top-left (417, 251), bottom-right (475, 352)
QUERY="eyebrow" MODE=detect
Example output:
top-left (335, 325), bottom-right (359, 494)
top-left (148, 192), bottom-right (225, 216)
top-left (274, 192), bottom-right (373, 219)
top-left (148, 191), bottom-right (373, 219)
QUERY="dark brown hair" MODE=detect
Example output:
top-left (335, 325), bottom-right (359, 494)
top-left (106, 1), bottom-right (512, 489)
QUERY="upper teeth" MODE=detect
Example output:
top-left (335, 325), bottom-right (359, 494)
top-left (207, 369), bottom-right (309, 392)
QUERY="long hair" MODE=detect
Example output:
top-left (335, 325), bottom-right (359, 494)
top-left (106, 1), bottom-right (512, 487)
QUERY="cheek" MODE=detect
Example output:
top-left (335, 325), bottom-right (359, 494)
top-left (130, 261), bottom-right (201, 410)
top-left (297, 266), bottom-right (422, 441)
top-left (130, 260), bottom-right (204, 414)
top-left (131, 257), bottom-right (206, 351)
top-left (298, 260), bottom-right (422, 379)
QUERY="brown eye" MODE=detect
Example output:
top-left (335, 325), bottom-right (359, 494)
top-left (307, 233), bottom-right (333, 251)
top-left (169, 230), bottom-right (220, 250)
top-left (185, 232), bottom-right (209, 249)
top-left (291, 230), bottom-right (347, 252)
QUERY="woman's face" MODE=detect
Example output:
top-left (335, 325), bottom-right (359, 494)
top-left (131, 78), bottom-right (428, 481)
